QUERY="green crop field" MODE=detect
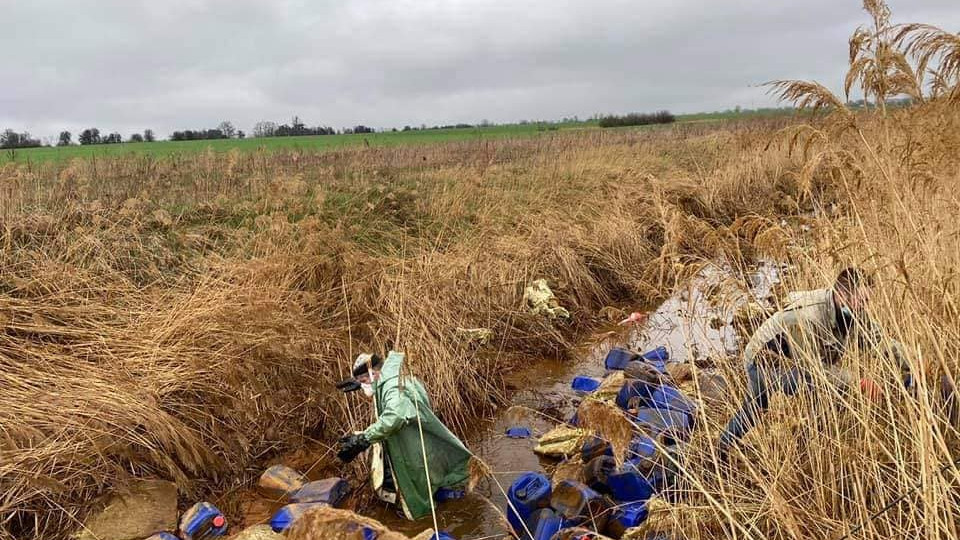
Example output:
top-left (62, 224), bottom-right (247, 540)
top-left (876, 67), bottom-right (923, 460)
top-left (0, 110), bottom-right (798, 164)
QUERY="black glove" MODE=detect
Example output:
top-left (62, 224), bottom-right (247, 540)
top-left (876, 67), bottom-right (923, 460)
top-left (337, 433), bottom-right (371, 463)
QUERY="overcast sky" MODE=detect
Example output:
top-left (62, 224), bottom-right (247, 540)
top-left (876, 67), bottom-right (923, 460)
top-left (3, 0), bottom-right (959, 141)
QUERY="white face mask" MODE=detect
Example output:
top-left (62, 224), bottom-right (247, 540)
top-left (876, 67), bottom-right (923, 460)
top-left (361, 383), bottom-right (374, 397)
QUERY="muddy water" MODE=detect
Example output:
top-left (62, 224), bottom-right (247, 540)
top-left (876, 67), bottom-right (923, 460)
top-left (362, 263), bottom-right (780, 539)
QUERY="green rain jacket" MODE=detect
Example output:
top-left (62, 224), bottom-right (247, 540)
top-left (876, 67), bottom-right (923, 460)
top-left (362, 351), bottom-right (471, 520)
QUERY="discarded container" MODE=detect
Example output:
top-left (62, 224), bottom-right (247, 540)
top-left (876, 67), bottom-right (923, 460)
top-left (580, 436), bottom-right (614, 462)
top-left (526, 508), bottom-right (567, 540)
top-left (604, 501), bottom-right (649, 539)
top-left (551, 481), bottom-right (610, 530)
top-left (607, 466), bottom-right (655, 503)
top-left (582, 455), bottom-right (617, 493)
top-left (289, 477), bottom-right (350, 507)
top-left (631, 408), bottom-right (692, 442)
top-left (650, 385), bottom-right (696, 416)
top-left (435, 487), bottom-right (466, 502)
top-left (144, 534), bottom-right (180, 540)
top-left (430, 533), bottom-right (457, 540)
top-left (506, 472), bottom-right (553, 536)
top-left (640, 346), bottom-right (669, 373)
top-left (625, 435), bottom-right (658, 473)
top-left (623, 361), bottom-right (665, 384)
top-left (270, 503), bottom-right (327, 533)
top-left (258, 464), bottom-right (308, 499)
top-left (180, 502), bottom-right (227, 540)
top-left (615, 379), bottom-right (658, 410)
top-left (572, 376), bottom-right (602, 394)
top-left (604, 348), bottom-right (639, 370)
top-left (506, 426), bottom-right (533, 439)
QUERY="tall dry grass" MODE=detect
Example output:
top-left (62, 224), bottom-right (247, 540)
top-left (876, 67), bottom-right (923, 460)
top-left (0, 121), bottom-right (804, 538)
top-left (631, 2), bottom-right (960, 539)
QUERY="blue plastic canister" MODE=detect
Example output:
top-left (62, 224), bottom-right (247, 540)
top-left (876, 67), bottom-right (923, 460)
top-left (604, 348), bottom-right (639, 370)
top-left (583, 455), bottom-right (617, 493)
top-left (607, 465), bottom-right (655, 503)
top-left (625, 435), bottom-right (658, 473)
top-left (179, 502), bottom-right (227, 540)
top-left (580, 436), bottom-right (614, 462)
top-left (257, 464), bottom-right (308, 499)
top-left (506, 426), bottom-right (533, 439)
top-left (640, 346), bottom-right (669, 362)
top-left (430, 533), bottom-right (457, 540)
top-left (144, 534), bottom-right (180, 540)
top-left (526, 508), bottom-right (567, 540)
top-left (288, 477), bottom-right (350, 507)
top-left (615, 379), bottom-right (659, 410)
top-left (650, 385), bottom-right (696, 416)
top-left (270, 502), bottom-right (328, 533)
top-left (550, 480), bottom-right (609, 528)
top-left (571, 376), bottom-right (602, 394)
top-left (506, 472), bottom-right (553, 536)
top-left (631, 408), bottom-right (692, 441)
top-left (604, 502), bottom-right (649, 539)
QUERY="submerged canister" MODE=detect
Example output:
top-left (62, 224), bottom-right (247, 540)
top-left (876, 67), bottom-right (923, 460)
top-left (607, 464), bottom-right (656, 503)
top-left (571, 376), bottom-right (602, 394)
top-left (550, 480), bottom-right (610, 530)
top-left (631, 407), bottom-right (692, 442)
top-left (615, 379), bottom-right (659, 410)
top-left (527, 508), bottom-right (567, 540)
top-left (582, 455), bottom-right (616, 494)
top-left (506, 472), bottom-right (553, 536)
top-left (604, 347), bottom-right (639, 370)
top-left (258, 464), bottom-right (308, 499)
top-left (604, 501), bottom-right (649, 539)
top-left (144, 534), bottom-right (180, 540)
top-left (580, 436), bottom-right (614, 462)
top-left (270, 502), bottom-right (328, 533)
top-left (179, 502), bottom-right (227, 540)
top-left (650, 385), bottom-right (696, 416)
top-left (288, 477), bottom-right (350, 507)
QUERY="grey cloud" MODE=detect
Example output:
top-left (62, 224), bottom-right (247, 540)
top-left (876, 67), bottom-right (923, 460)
top-left (2, 0), bottom-right (959, 140)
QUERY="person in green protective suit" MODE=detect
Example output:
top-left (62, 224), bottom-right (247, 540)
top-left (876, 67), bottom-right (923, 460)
top-left (335, 351), bottom-right (472, 520)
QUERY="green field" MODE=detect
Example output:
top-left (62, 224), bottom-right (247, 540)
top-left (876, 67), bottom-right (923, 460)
top-left (1, 110), bottom-right (797, 164)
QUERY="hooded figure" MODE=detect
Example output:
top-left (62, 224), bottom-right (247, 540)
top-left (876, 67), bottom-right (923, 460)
top-left (336, 351), bottom-right (472, 520)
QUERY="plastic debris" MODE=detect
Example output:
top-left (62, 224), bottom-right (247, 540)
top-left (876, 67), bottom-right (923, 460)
top-left (506, 472), bottom-right (553, 536)
top-left (527, 508), bottom-right (568, 540)
top-left (144, 534), bottom-right (181, 540)
top-left (615, 380), bottom-right (659, 411)
top-left (604, 502), bottom-right (649, 539)
top-left (258, 464), bottom-right (308, 499)
top-left (604, 348), bottom-right (638, 370)
top-left (524, 279), bottom-right (571, 320)
top-left (572, 376), bottom-right (602, 394)
top-left (607, 465), bottom-right (656, 503)
top-left (288, 478), bottom-right (350, 507)
top-left (650, 386), bottom-right (696, 416)
top-left (179, 502), bottom-right (227, 540)
top-left (630, 408), bottom-right (692, 443)
top-left (618, 311), bottom-right (647, 326)
top-left (534, 425), bottom-right (588, 458)
top-left (583, 455), bottom-right (617, 493)
top-left (454, 327), bottom-right (494, 345)
top-left (434, 487), bottom-right (466, 502)
top-left (270, 502), bottom-right (328, 533)
top-left (550, 480), bottom-right (610, 529)
top-left (506, 426), bottom-right (533, 439)
top-left (622, 361), bottom-right (664, 384)
top-left (580, 436), bottom-right (614, 462)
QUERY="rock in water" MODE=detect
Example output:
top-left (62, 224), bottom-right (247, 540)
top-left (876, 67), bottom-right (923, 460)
top-left (231, 524), bottom-right (285, 540)
top-left (74, 480), bottom-right (177, 540)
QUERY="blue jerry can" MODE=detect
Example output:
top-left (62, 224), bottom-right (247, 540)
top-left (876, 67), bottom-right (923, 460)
top-left (506, 472), bottom-right (553, 536)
